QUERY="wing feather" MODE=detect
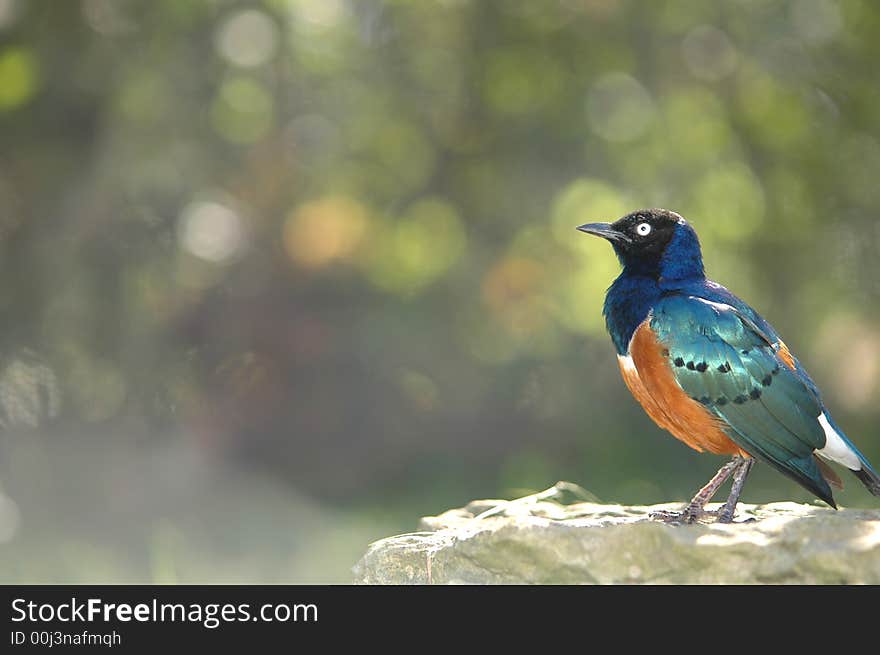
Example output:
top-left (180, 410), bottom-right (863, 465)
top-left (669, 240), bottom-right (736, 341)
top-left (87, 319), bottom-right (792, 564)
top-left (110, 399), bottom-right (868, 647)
top-left (650, 295), bottom-right (834, 505)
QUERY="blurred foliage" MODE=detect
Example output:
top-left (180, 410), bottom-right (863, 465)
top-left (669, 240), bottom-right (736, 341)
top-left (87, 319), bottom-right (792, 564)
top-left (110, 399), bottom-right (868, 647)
top-left (0, 0), bottom-right (879, 581)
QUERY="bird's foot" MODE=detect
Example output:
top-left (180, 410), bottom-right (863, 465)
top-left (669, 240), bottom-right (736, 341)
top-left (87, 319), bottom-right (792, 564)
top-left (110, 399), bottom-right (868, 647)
top-left (649, 505), bottom-right (721, 525)
top-left (650, 505), bottom-right (754, 524)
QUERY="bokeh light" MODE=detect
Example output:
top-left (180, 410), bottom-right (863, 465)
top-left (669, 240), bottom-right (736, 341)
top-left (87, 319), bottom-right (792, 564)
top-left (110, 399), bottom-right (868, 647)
top-left (215, 9), bottom-right (279, 68)
top-left (211, 76), bottom-right (275, 144)
top-left (586, 73), bottom-right (656, 143)
top-left (178, 200), bottom-right (247, 264)
top-left (283, 196), bottom-right (368, 269)
top-left (681, 25), bottom-right (739, 81)
top-left (289, 0), bottom-right (347, 29)
top-left (82, 0), bottom-right (136, 36)
top-left (364, 198), bottom-right (466, 295)
top-left (0, 46), bottom-right (38, 110)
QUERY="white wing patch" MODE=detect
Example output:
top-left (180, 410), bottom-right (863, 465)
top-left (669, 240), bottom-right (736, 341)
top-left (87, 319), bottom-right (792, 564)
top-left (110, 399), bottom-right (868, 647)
top-left (816, 413), bottom-right (862, 470)
top-left (618, 354), bottom-right (638, 376)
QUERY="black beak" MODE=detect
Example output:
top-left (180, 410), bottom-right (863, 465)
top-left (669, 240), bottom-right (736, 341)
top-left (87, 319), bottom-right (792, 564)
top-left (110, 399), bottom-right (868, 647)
top-left (576, 222), bottom-right (631, 244)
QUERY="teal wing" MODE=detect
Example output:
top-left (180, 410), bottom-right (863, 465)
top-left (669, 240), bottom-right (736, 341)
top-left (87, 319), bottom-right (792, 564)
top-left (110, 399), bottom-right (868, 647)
top-left (650, 295), bottom-right (835, 506)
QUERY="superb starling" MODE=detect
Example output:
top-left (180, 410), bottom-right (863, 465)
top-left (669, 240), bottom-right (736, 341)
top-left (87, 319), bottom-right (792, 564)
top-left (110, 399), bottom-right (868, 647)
top-left (578, 209), bottom-right (880, 523)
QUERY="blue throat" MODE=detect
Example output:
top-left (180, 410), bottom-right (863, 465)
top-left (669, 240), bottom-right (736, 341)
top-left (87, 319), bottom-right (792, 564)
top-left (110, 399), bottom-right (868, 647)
top-left (604, 274), bottom-right (661, 354)
top-left (604, 224), bottom-right (706, 354)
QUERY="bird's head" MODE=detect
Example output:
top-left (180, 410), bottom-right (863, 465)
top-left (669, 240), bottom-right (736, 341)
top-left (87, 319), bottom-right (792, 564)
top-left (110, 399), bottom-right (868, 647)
top-left (577, 208), bottom-right (705, 283)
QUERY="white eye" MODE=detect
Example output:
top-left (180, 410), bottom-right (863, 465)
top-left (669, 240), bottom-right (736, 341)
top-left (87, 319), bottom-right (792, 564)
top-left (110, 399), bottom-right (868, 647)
top-left (636, 222), bottom-right (652, 236)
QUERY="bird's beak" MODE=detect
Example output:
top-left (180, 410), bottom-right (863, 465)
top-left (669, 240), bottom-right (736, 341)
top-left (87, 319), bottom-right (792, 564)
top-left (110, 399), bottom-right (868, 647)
top-left (576, 222), bottom-right (631, 244)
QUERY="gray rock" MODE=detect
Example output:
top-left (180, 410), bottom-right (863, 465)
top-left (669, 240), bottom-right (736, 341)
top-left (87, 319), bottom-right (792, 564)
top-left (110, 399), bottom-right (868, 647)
top-left (353, 485), bottom-right (880, 584)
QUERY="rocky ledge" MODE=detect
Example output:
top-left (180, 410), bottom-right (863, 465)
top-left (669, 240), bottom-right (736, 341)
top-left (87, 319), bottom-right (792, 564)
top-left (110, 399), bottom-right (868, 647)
top-left (353, 483), bottom-right (880, 584)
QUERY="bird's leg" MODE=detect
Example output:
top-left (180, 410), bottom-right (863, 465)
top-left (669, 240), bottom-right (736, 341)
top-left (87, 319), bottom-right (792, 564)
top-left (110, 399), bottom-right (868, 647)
top-left (650, 456), bottom-right (744, 524)
top-left (716, 457), bottom-right (754, 523)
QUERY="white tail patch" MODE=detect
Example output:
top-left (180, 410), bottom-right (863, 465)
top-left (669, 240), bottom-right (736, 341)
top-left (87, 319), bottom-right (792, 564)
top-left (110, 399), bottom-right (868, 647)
top-left (816, 413), bottom-right (861, 471)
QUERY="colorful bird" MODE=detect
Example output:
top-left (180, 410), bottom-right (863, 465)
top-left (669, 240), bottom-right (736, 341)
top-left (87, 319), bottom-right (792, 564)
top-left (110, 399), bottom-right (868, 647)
top-left (578, 208), bottom-right (880, 523)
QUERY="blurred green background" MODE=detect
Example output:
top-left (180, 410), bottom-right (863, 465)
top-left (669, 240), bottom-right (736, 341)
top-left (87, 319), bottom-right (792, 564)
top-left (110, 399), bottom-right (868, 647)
top-left (0, 0), bottom-right (878, 582)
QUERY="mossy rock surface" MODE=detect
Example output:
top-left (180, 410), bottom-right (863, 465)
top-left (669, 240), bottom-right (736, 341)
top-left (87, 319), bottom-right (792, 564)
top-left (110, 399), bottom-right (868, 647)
top-left (353, 494), bottom-right (880, 584)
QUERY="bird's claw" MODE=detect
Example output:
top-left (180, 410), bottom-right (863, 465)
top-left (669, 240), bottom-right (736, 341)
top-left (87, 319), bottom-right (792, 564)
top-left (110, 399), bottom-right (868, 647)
top-left (649, 506), bottom-right (721, 525)
top-left (649, 505), bottom-right (756, 524)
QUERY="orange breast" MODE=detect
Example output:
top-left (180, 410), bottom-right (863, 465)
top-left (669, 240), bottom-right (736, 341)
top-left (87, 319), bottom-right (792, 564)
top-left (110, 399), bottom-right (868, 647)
top-left (618, 320), bottom-right (748, 457)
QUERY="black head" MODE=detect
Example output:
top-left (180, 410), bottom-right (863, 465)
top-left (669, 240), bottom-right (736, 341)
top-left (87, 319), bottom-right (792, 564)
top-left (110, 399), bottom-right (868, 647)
top-left (577, 208), bottom-right (704, 281)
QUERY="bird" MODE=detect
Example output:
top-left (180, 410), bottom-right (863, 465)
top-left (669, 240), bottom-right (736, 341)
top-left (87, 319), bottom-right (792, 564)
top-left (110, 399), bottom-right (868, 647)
top-left (577, 208), bottom-right (880, 523)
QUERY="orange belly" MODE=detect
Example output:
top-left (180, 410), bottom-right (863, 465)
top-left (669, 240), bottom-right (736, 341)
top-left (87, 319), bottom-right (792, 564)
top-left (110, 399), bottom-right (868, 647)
top-left (618, 320), bottom-right (748, 457)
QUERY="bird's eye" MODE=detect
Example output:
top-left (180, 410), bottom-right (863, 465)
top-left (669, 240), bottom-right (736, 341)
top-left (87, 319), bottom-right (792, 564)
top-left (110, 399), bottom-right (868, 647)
top-left (636, 223), bottom-right (652, 236)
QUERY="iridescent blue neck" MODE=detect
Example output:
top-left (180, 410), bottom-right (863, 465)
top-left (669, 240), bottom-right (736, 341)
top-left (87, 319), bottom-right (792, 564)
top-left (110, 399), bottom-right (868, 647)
top-left (603, 273), bottom-right (662, 354)
top-left (658, 221), bottom-right (705, 284)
